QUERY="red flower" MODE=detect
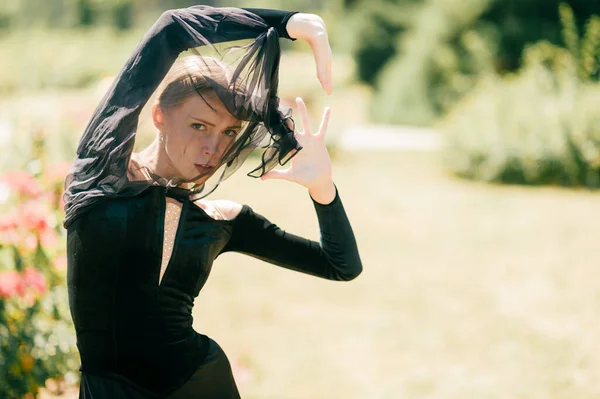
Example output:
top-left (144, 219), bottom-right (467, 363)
top-left (0, 270), bottom-right (25, 299)
top-left (1, 171), bottom-right (42, 198)
top-left (23, 267), bottom-right (47, 295)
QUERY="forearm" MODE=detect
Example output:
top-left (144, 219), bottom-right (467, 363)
top-left (221, 186), bottom-right (363, 281)
top-left (241, 8), bottom-right (299, 40)
top-left (77, 7), bottom-right (295, 157)
top-left (310, 185), bottom-right (363, 281)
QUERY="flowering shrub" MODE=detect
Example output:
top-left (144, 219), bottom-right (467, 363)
top-left (0, 155), bottom-right (79, 398)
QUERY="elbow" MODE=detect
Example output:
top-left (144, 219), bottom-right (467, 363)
top-left (159, 9), bottom-right (175, 23)
top-left (336, 263), bottom-right (363, 282)
top-left (158, 9), bottom-right (182, 27)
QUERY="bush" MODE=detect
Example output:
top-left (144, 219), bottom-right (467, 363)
top-left (440, 7), bottom-right (600, 188)
top-left (0, 136), bottom-right (78, 399)
top-left (341, 0), bottom-right (600, 126)
top-left (369, 0), bottom-right (494, 126)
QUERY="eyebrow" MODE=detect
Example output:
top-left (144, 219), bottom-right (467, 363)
top-left (189, 116), bottom-right (242, 130)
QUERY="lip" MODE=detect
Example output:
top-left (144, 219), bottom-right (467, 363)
top-left (195, 164), bottom-right (215, 174)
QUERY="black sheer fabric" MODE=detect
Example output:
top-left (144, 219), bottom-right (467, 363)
top-left (67, 184), bottom-right (362, 398)
top-left (63, 6), bottom-right (363, 398)
top-left (63, 6), bottom-right (301, 228)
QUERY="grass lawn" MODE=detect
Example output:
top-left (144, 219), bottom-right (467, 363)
top-left (17, 84), bottom-right (598, 398)
top-left (189, 150), bottom-right (600, 399)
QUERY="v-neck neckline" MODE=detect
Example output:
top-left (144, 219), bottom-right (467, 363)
top-left (158, 191), bottom-right (187, 287)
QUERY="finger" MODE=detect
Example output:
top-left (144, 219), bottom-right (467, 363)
top-left (260, 168), bottom-right (292, 182)
top-left (312, 36), bottom-right (333, 95)
top-left (295, 97), bottom-right (312, 135)
top-left (317, 107), bottom-right (331, 140)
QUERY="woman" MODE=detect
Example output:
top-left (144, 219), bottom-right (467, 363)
top-left (64, 5), bottom-right (362, 399)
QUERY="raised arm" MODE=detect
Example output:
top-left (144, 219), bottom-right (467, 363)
top-left (63, 6), bottom-right (307, 227)
top-left (72, 7), bottom-right (297, 188)
top-left (219, 187), bottom-right (363, 281)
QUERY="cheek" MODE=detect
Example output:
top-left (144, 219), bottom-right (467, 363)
top-left (165, 125), bottom-right (194, 154)
top-left (218, 136), bottom-right (237, 152)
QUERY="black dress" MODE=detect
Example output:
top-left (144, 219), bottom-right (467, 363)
top-left (65, 6), bottom-right (362, 399)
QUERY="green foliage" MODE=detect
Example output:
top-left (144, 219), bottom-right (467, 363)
top-left (0, 28), bottom-right (143, 95)
top-left (341, 0), bottom-right (600, 125)
top-left (370, 0), bottom-right (492, 125)
top-left (0, 134), bottom-right (78, 398)
top-left (336, 0), bottom-right (416, 85)
top-left (560, 3), bottom-right (600, 81)
top-left (440, 5), bottom-right (600, 188)
top-left (0, 0), bottom-right (324, 30)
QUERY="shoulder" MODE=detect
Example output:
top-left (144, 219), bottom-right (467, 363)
top-left (193, 199), bottom-right (244, 221)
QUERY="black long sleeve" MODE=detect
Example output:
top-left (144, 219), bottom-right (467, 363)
top-left (75, 7), bottom-right (296, 167)
top-left (220, 187), bottom-right (363, 281)
top-left (241, 8), bottom-right (298, 40)
top-left (63, 6), bottom-right (299, 227)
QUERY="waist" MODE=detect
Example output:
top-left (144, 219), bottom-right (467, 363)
top-left (78, 330), bottom-right (211, 396)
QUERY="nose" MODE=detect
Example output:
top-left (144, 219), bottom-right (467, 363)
top-left (201, 135), bottom-right (219, 157)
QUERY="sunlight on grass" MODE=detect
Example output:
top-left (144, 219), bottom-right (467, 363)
top-left (8, 85), bottom-right (599, 399)
top-left (196, 151), bottom-right (600, 399)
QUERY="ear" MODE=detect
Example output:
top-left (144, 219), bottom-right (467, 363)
top-left (152, 104), bottom-right (167, 131)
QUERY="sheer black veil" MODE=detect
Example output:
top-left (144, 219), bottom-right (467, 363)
top-left (63, 6), bottom-right (301, 228)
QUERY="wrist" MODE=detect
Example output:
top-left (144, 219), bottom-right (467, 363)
top-left (308, 180), bottom-right (336, 205)
top-left (286, 13), bottom-right (327, 42)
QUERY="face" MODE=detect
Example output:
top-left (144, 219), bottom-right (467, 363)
top-left (152, 92), bottom-right (242, 184)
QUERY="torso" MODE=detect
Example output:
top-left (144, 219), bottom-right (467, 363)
top-left (128, 153), bottom-right (243, 284)
top-left (66, 184), bottom-right (242, 395)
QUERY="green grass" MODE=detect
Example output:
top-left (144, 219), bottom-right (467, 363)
top-left (9, 83), bottom-right (598, 398)
top-left (190, 151), bottom-right (600, 399)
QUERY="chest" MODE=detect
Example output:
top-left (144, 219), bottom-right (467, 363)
top-left (117, 189), bottom-right (233, 296)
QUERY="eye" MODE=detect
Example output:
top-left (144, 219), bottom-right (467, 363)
top-left (223, 129), bottom-right (238, 137)
top-left (191, 123), bottom-right (206, 131)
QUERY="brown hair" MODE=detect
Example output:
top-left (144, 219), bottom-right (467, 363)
top-left (154, 55), bottom-right (236, 110)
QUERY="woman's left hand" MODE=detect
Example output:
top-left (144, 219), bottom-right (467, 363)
top-left (285, 13), bottom-right (333, 95)
top-left (261, 97), bottom-right (335, 202)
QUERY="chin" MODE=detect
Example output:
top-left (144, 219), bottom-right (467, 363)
top-left (189, 172), bottom-right (212, 185)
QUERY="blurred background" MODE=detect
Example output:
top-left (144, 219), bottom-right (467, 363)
top-left (1, 0), bottom-right (600, 398)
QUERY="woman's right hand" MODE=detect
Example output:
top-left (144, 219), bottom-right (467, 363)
top-left (285, 13), bottom-right (333, 95)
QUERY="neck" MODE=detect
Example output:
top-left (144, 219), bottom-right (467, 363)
top-left (137, 137), bottom-right (192, 189)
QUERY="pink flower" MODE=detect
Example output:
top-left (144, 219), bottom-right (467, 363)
top-left (44, 161), bottom-right (72, 184)
top-left (21, 201), bottom-right (50, 232)
top-left (0, 214), bottom-right (19, 231)
top-left (1, 171), bottom-right (41, 198)
top-left (23, 267), bottom-right (47, 295)
top-left (25, 234), bottom-right (38, 250)
top-left (0, 229), bottom-right (21, 246)
top-left (53, 255), bottom-right (67, 271)
top-left (0, 270), bottom-right (25, 298)
top-left (59, 194), bottom-right (66, 212)
top-left (0, 214), bottom-right (21, 246)
top-left (40, 228), bottom-right (58, 248)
